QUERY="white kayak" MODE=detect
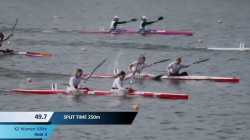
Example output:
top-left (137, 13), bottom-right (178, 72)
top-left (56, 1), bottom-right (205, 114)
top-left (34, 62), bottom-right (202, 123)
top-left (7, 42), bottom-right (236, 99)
top-left (207, 42), bottom-right (249, 51)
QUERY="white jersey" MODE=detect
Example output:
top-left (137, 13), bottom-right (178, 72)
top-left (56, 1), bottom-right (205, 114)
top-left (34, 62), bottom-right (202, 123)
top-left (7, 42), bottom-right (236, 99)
top-left (168, 62), bottom-right (185, 74)
top-left (112, 73), bottom-right (133, 91)
top-left (68, 75), bottom-right (89, 90)
top-left (110, 21), bottom-right (116, 30)
top-left (131, 61), bottom-right (147, 72)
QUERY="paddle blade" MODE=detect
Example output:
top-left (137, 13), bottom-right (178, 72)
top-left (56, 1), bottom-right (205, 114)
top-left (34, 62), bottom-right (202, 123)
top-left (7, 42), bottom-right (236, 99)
top-left (153, 74), bottom-right (164, 81)
top-left (192, 59), bottom-right (209, 64)
top-left (158, 17), bottom-right (163, 21)
top-left (153, 72), bottom-right (168, 81)
top-left (131, 18), bottom-right (137, 22)
top-left (26, 52), bottom-right (51, 57)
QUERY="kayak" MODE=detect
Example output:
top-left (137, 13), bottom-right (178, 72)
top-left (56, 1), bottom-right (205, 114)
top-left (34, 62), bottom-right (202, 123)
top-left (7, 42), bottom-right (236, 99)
top-left (82, 74), bottom-right (240, 83)
top-left (69, 29), bottom-right (193, 36)
top-left (11, 84), bottom-right (188, 100)
top-left (207, 48), bottom-right (249, 51)
top-left (207, 43), bottom-right (249, 51)
top-left (11, 89), bottom-right (188, 100)
top-left (2, 50), bottom-right (51, 57)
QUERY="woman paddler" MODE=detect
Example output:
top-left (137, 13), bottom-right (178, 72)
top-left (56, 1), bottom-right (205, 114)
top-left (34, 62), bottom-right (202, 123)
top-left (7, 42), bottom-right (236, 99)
top-left (0, 32), bottom-right (13, 54)
top-left (128, 55), bottom-right (152, 74)
top-left (111, 71), bottom-right (134, 96)
top-left (139, 16), bottom-right (158, 33)
top-left (167, 56), bottom-right (191, 76)
top-left (67, 69), bottom-right (90, 93)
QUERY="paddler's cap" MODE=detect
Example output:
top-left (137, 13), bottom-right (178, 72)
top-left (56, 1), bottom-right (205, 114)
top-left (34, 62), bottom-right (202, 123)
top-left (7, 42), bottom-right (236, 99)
top-left (118, 71), bottom-right (126, 76)
top-left (114, 15), bottom-right (120, 19)
top-left (175, 56), bottom-right (181, 61)
top-left (141, 16), bottom-right (148, 20)
top-left (75, 69), bottom-right (83, 74)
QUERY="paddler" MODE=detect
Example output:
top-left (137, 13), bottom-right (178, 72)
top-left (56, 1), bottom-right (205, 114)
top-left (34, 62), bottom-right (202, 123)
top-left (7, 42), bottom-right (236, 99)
top-left (110, 16), bottom-right (136, 32)
top-left (128, 55), bottom-right (152, 74)
top-left (167, 56), bottom-right (190, 76)
top-left (139, 16), bottom-right (158, 33)
top-left (67, 69), bottom-right (91, 93)
top-left (0, 32), bottom-right (13, 54)
top-left (111, 71), bottom-right (134, 96)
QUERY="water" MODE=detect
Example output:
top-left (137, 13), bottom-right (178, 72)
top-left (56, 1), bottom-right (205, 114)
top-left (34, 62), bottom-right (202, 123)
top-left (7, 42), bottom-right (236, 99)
top-left (0, 0), bottom-right (250, 139)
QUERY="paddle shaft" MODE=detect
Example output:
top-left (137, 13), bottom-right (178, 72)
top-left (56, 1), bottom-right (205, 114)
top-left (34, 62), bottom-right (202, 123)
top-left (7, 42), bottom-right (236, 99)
top-left (83, 59), bottom-right (106, 84)
top-left (8, 18), bottom-right (18, 42)
top-left (142, 59), bottom-right (170, 69)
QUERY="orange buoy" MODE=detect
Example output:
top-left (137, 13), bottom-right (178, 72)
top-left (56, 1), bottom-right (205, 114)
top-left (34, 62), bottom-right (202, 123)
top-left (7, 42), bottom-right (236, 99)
top-left (217, 20), bottom-right (222, 24)
top-left (81, 48), bottom-right (87, 51)
top-left (198, 39), bottom-right (203, 43)
top-left (133, 105), bottom-right (139, 110)
top-left (27, 78), bottom-right (32, 82)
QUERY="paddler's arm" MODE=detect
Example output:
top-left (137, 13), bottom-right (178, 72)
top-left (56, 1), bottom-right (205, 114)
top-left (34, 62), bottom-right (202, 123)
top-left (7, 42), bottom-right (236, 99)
top-left (80, 75), bottom-right (90, 80)
top-left (143, 21), bottom-right (157, 26)
top-left (123, 73), bottom-right (133, 81)
top-left (167, 65), bottom-right (172, 73)
top-left (128, 64), bottom-right (133, 73)
top-left (181, 64), bottom-right (191, 69)
top-left (129, 61), bottom-right (138, 73)
top-left (115, 21), bottom-right (129, 25)
top-left (117, 84), bottom-right (126, 91)
top-left (3, 32), bottom-right (13, 41)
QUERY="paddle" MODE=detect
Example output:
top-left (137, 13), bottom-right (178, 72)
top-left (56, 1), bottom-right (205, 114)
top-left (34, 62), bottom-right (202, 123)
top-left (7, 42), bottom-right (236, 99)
top-left (141, 58), bottom-right (171, 70)
top-left (74, 59), bottom-right (106, 95)
top-left (130, 18), bottom-right (137, 22)
top-left (113, 58), bottom-right (171, 78)
top-left (153, 58), bottom-right (209, 80)
top-left (82, 59), bottom-right (106, 85)
top-left (8, 18), bottom-right (18, 44)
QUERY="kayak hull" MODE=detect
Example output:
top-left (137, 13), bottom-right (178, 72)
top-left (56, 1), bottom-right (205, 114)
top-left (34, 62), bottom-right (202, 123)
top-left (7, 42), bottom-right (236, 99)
top-left (72, 30), bottom-right (193, 36)
top-left (207, 48), bottom-right (249, 51)
top-left (2, 51), bottom-right (51, 57)
top-left (11, 89), bottom-right (188, 100)
top-left (82, 74), bottom-right (239, 83)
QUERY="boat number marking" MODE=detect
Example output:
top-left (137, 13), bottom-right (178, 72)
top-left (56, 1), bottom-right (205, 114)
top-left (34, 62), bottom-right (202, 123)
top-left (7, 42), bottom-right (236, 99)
top-left (19, 52), bottom-right (27, 54)
top-left (157, 30), bottom-right (165, 32)
top-left (136, 75), bottom-right (143, 78)
top-left (136, 91), bottom-right (143, 94)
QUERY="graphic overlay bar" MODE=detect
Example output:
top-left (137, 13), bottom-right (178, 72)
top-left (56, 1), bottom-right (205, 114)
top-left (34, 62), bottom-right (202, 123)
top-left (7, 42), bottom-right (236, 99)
top-left (0, 112), bottom-right (137, 139)
top-left (50, 112), bottom-right (138, 125)
top-left (0, 125), bottom-right (55, 139)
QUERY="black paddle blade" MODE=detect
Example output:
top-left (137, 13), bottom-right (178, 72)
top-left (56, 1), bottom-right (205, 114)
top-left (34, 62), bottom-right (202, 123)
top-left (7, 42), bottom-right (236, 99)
top-left (131, 18), bottom-right (137, 22)
top-left (193, 59), bottom-right (209, 64)
top-left (153, 73), bottom-right (168, 81)
top-left (158, 17), bottom-right (163, 21)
